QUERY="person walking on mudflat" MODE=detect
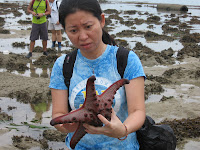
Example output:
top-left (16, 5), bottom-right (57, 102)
top-left (26, 0), bottom-right (51, 58)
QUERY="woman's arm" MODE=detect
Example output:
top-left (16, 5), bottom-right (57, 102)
top-left (123, 76), bottom-right (146, 135)
top-left (51, 88), bottom-right (78, 133)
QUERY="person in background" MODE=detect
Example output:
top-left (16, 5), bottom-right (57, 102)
top-left (26, 0), bottom-right (51, 58)
top-left (49, 0), bottom-right (146, 149)
top-left (48, 0), bottom-right (63, 52)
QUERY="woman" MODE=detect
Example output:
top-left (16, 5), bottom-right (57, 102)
top-left (49, 0), bottom-right (146, 149)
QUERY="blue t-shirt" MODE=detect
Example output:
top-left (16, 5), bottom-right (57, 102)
top-left (49, 45), bottom-right (145, 150)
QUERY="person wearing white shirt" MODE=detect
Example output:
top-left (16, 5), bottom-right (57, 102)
top-left (48, 0), bottom-right (63, 51)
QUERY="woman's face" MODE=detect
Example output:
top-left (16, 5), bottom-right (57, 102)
top-left (64, 10), bottom-right (105, 55)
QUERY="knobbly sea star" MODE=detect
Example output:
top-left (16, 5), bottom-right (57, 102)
top-left (50, 75), bottom-right (129, 149)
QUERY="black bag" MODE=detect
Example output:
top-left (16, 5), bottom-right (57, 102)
top-left (136, 116), bottom-right (176, 150)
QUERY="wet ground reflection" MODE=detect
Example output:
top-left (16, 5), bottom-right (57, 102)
top-left (0, 97), bottom-right (67, 149)
top-left (0, 59), bottom-right (51, 78)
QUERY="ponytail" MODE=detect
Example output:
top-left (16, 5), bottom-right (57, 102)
top-left (102, 28), bottom-right (116, 46)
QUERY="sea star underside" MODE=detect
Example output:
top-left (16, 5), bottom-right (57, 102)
top-left (50, 75), bottom-right (130, 149)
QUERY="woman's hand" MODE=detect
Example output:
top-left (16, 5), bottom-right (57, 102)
top-left (83, 109), bottom-right (127, 138)
top-left (54, 122), bottom-right (79, 133)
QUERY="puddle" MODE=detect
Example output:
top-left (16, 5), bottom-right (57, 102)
top-left (0, 97), bottom-right (52, 126)
top-left (146, 84), bottom-right (200, 104)
top-left (0, 97), bottom-right (49, 147)
top-left (183, 140), bottom-right (200, 150)
top-left (180, 84), bottom-right (200, 103)
top-left (180, 84), bottom-right (194, 91)
top-left (0, 37), bottom-right (60, 54)
top-left (0, 97), bottom-right (66, 149)
top-left (146, 87), bottom-right (177, 103)
top-left (1, 2), bottom-right (200, 53)
top-left (102, 3), bottom-right (199, 51)
top-left (0, 62), bottom-right (51, 78)
top-left (2, 9), bottom-right (32, 30)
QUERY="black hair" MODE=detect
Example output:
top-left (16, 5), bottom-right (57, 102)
top-left (59, 0), bottom-right (116, 45)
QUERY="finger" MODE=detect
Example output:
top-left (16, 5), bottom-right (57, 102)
top-left (85, 128), bottom-right (96, 134)
top-left (97, 114), bottom-right (111, 127)
top-left (84, 123), bottom-right (107, 135)
top-left (111, 108), bottom-right (121, 121)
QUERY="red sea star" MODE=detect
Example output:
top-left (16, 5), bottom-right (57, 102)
top-left (50, 75), bottom-right (129, 149)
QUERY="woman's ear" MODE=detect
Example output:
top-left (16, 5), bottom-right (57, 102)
top-left (100, 13), bottom-right (105, 28)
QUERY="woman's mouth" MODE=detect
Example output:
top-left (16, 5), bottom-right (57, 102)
top-left (81, 43), bottom-right (91, 49)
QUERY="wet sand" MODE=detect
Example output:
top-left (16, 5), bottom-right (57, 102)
top-left (0, 1), bottom-right (200, 150)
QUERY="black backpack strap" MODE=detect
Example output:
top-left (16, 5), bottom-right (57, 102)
top-left (56, 0), bottom-right (58, 9)
top-left (63, 49), bottom-right (78, 112)
top-left (116, 46), bottom-right (130, 78)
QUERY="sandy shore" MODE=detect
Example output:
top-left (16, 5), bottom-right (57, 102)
top-left (0, 49), bottom-right (200, 149)
top-left (0, 1), bottom-right (200, 150)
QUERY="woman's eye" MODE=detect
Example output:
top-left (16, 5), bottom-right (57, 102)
top-left (70, 29), bottom-right (77, 33)
top-left (86, 25), bottom-right (92, 29)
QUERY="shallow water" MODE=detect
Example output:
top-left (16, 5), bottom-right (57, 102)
top-left (0, 0), bottom-right (199, 82)
top-left (0, 1), bottom-right (199, 53)
top-left (146, 84), bottom-right (200, 104)
top-left (0, 97), bottom-right (66, 149)
top-left (1, 0), bottom-right (198, 78)
top-left (0, 1), bottom-right (200, 149)
top-left (0, 59), bottom-right (52, 78)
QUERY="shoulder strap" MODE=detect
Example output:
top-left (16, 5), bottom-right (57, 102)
top-left (116, 46), bottom-right (130, 78)
top-left (31, 0), bottom-right (35, 7)
top-left (56, 0), bottom-right (58, 9)
top-left (63, 49), bottom-right (78, 90)
top-left (63, 49), bottom-right (78, 112)
top-left (32, 0), bottom-right (47, 9)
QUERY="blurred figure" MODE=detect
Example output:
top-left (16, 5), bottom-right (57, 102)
top-left (26, 0), bottom-right (51, 58)
top-left (48, 0), bottom-right (63, 52)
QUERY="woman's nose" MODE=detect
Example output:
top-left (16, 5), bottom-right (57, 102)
top-left (79, 30), bottom-right (88, 41)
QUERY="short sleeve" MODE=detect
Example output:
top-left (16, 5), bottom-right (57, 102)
top-left (124, 51), bottom-right (146, 80)
top-left (49, 54), bottom-right (68, 90)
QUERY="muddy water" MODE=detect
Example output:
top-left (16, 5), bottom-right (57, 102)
top-left (0, 62), bottom-right (51, 78)
top-left (0, 97), bottom-right (67, 150)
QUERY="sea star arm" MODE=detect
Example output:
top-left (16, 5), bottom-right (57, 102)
top-left (96, 78), bottom-right (130, 120)
top-left (70, 123), bottom-right (87, 149)
top-left (50, 76), bottom-right (98, 126)
top-left (50, 108), bottom-right (91, 126)
top-left (100, 78), bottom-right (130, 100)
